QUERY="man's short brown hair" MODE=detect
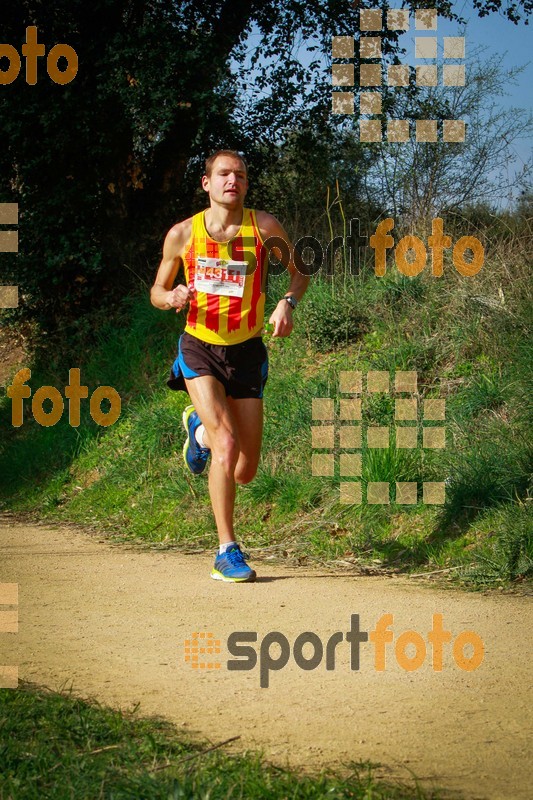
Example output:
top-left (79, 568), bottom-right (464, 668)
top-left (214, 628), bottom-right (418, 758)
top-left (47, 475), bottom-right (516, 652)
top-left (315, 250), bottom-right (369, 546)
top-left (205, 150), bottom-right (248, 178)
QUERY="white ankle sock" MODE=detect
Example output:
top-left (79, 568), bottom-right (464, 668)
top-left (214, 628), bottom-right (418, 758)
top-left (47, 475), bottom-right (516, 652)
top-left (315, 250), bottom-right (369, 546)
top-left (195, 424), bottom-right (207, 449)
top-left (218, 541), bottom-right (237, 554)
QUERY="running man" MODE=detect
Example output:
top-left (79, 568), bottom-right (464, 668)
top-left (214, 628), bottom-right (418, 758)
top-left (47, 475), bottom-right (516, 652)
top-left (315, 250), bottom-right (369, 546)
top-left (150, 150), bottom-right (309, 582)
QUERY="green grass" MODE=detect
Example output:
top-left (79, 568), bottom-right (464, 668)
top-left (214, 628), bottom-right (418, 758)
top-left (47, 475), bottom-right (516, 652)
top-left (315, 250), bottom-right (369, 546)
top-left (458, 502), bottom-right (533, 587)
top-left (299, 279), bottom-right (369, 349)
top-left (0, 223), bottom-right (531, 588)
top-left (0, 684), bottom-right (448, 799)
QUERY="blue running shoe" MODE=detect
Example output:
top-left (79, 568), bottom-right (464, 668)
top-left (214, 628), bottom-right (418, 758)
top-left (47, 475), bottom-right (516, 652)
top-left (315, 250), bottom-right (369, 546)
top-left (211, 543), bottom-right (256, 582)
top-left (182, 404), bottom-right (210, 475)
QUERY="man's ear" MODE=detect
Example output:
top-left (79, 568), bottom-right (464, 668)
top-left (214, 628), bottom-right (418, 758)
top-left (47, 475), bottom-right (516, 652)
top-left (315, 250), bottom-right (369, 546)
top-left (201, 175), bottom-right (209, 192)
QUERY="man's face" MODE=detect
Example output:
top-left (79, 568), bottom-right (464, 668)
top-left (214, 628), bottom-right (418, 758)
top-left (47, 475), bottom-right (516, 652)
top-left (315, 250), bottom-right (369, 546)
top-left (202, 156), bottom-right (248, 207)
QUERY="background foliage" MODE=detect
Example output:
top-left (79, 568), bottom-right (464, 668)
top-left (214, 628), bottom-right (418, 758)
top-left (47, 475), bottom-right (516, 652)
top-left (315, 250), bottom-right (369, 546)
top-left (1, 0), bottom-right (530, 325)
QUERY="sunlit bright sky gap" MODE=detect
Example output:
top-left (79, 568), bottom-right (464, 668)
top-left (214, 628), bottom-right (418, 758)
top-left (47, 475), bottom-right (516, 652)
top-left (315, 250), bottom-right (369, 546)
top-left (233, 1), bottom-right (531, 209)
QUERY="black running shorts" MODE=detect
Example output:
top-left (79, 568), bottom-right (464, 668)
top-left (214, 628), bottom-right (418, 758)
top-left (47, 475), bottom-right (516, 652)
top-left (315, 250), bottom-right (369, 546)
top-left (167, 331), bottom-right (269, 400)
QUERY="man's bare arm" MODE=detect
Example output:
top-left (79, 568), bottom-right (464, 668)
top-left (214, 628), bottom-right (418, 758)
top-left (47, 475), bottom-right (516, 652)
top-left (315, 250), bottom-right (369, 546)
top-left (257, 211), bottom-right (310, 337)
top-left (150, 220), bottom-right (196, 312)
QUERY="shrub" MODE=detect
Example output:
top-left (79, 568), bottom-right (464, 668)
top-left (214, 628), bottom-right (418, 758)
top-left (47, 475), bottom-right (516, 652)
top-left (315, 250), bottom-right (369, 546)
top-left (465, 503), bottom-right (533, 585)
top-left (301, 280), bottom-right (369, 349)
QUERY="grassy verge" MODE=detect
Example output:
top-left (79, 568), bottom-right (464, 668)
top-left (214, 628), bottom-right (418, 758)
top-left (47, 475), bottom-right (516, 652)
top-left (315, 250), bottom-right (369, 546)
top-left (0, 684), bottom-right (447, 799)
top-left (0, 220), bottom-right (531, 588)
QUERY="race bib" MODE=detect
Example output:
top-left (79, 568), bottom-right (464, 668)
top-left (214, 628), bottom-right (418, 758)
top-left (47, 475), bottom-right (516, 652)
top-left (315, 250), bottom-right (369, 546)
top-left (194, 257), bottom-right (247, 298)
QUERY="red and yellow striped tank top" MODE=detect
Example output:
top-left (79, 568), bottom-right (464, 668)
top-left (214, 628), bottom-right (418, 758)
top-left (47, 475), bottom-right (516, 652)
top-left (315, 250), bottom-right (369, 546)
top-left (182, 208), bottom-right (267, 345)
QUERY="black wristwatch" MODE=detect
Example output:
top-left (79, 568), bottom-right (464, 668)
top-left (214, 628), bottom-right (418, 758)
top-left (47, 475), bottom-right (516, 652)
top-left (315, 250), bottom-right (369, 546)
top-left (283, 295), bottom-right (297, 311)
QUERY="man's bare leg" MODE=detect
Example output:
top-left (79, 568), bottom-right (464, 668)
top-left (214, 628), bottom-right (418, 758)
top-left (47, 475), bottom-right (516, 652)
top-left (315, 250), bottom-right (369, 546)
top-left (227, 395), bottom-right (263, 486)
top-left (184, 377), bottom-right (263, 544)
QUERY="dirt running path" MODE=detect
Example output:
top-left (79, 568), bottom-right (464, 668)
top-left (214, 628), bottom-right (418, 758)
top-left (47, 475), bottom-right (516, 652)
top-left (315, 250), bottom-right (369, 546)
top-left (1, 520), bottom-right (531, 799)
